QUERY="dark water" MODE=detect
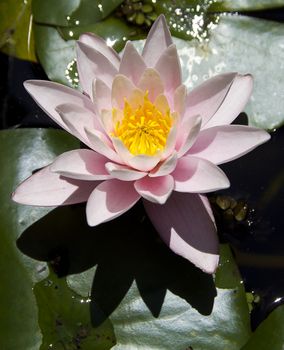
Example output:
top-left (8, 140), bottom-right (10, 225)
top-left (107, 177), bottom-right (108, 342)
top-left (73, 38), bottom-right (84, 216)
top-left (1, 8), bottom-right (284, 329)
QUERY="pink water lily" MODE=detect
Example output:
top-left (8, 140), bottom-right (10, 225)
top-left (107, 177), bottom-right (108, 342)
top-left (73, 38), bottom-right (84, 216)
top-left (12, 15), bottom-right (270, 274)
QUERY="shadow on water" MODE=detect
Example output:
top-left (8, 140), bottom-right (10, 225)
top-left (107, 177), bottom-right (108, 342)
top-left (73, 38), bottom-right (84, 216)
top-left (17, 201), bottom-right (216, 326)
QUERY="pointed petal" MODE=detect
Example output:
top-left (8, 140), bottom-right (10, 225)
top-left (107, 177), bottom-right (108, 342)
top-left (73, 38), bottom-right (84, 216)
top-left (76, 41), bottom-right (118, 96)
top-left (24, 80), bottom-right (95, 132)
top-left (112, 74), bottom-right (135, 109)
top-left (138, 68), bottom-right (164, 102)
top-left (86, 179), bottom-right (140, 226)
top-left (85, 128), bottom-right (122, 164)
top-left (172, 156), bottom-right (230, 193)
top-left (188, 125), bottom-right (271, 165)
top-left (135, 175), bottom-right (174, 204)
top-left (162, 122), bottom-right (178, 160)
top-left (100, 109), bottom-right (114, 134)
top-left (155, 44), bottom-right (182, 99)
top-left (149, 152), bottom-right (178, 177)
top-left (205, 74), bottom-right (253, 128)
top-left (119, 41), bottom-right (147, 84)
top-left (12, 165), bottom-right (96, 206)
top-left (112, 137), bottom-right (161, 172)
top-left (174, 84), bottom-right (187, 116)
top-left (78, 32), bottom-right (120, 69)
top-left (50, 149), bottom-right (110, 180)
top-left (185, 72), bottom-right (237, 127)
top-left (56, 103), bottom-right (102, 147)
top-left (92, 78), bottom-right (111, 112)
top-left (105, 162), bottom-right (147, 181)
top-left (142, 14), bottom-right (173, 67)
top-left (177, 115), bottom-right (202, 157)
top-left (143, 192), bottom-right (219, 273)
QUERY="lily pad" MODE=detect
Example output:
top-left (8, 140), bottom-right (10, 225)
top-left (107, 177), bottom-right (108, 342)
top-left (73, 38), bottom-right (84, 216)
top-left (134, 14), bottom-right (284, 130)
top-left (35, 271), bottom-right (115, 349)
top-left (214, 0), bottom-right (284, 11)
top-left (0, 129), bottom-right (79, 349)
top-left (110, 245), bottom-right (251, 350)
top-left (242, 305), bottom-right (284, 350)
top-left (0, 0), bottom-right (36, 61)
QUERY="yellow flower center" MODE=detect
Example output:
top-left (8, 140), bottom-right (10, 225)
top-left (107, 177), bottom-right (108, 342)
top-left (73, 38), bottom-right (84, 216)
top-left (113, 93), bottom-right (173, 156)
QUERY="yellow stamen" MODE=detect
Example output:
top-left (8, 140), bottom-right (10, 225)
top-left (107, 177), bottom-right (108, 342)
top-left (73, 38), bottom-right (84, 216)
top-left (113, 92), bottom-right (173, 156)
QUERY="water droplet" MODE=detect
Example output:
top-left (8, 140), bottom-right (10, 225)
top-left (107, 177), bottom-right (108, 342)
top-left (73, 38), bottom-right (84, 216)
top-left (65, 59), bottom-right (79, 88)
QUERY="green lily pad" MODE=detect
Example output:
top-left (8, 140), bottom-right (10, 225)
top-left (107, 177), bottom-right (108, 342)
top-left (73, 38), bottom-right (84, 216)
top-left (35, 271), bottom-right (115, 349)
top-left (32, 0), bottom-right (80, 27)
top-left (242, 305), bottom-right (284, 350)
top-left (214, 0), bottom-right (284, 11)
top-left (34, 24), bottom-right (76, 87)
top-left (0, 0), bottom-right (36, 61)
top-left (133, 14), bottom-right (284, 130)
top-left (110, 245), bottom-right (251, 350)
top-left (0, 129), bottom-right (79, 349)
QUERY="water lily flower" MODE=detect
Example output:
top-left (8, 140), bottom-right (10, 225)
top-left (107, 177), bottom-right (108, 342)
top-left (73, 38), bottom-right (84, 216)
top-left (12, 15), bottom-right (270, 274)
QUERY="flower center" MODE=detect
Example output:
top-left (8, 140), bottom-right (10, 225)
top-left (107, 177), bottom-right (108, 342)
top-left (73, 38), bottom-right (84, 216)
top-left (113, 93), bottom-right (172, 156)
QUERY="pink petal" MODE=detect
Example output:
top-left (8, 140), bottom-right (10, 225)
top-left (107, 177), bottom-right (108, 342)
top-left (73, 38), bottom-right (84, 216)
top-left (143, 192), bottom-right (219, 273)
top-left (86, 179), bottom-right (140, 226)
top-left (92, 78), bottom-right (112, 112)
top-left (78, 32), bottom-right (120, 69)
top-left (172, 156), bottom-right (230, 193)
top-left (149, 152), bottom-right (178, 177)
top-left (119, 41), bottom-right (147, 85)
top-left (155, 44), bottom-right (182, 101)
top-left (12, 165), bottom-right (96, 206)
top-left (85, 128), bottom-right (122, 164)
top-left (112, 137), bottom-right (161, 172)
top-left (205, 74), bottom-right (253, 128)
top-left (24, 80), bottom-right (95, 132)
top-left (105, 162), bottom-right (147, 181)
top-left (76, 41), bottom-right (118, 96)
top-left (138, 68), bottom-right (164, 102)
top-left (188, 125), bottom-right (271, 165)
top-left (100, 109), bottom-right (114, 134)
top-left (185, 72), bottom-right (237, 127)
top-left (162, 122), bottom-right (178, 160)
top-left (142, 14), bottom-right (173, 67)
top-left (112, 74), bottom-right (135, 109)
top-left (174, 84), bottom-right (187, 116)
top-left (50, 149), bottom-right (110, 180)
top-left (134, 175), bottom-right (174, 204)
top-left (176, 115), bottom-right (201, 157)
top-left (56, 103), bottom-right (102, 147)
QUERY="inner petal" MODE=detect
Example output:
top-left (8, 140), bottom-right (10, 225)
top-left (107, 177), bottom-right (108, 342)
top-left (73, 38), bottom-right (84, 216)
top-left (112, 92), bottom-right (173, 156)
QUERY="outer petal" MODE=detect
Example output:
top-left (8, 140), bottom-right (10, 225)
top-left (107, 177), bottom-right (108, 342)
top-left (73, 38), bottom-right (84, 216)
top-left (134, 175), bottom-right (174, 204)
top-left (24, 80), bottom-right (95, 132)
top-left (155, 44), bottom-right (182, 101)
top-left (85, 128), bottom-right (122, 164)
top-left (142, 14), bottom-right (173, 67)
top-left (12, 165), bottom-right (96, 206)
top-left (188, 125), bottom-right (271, 165)
top-left (56, 103), bottom-right (102, 147)
top-left (105, 162), bottom-right (147, 181)
top-left (86, 179), bottom-right (140, 226)
top-left (143, 192), bottom-right (219, 273)
top-left (205, 74), bottom-right (253, 128)
top-left (112, 137), bottom-right (161, 172)
top-left (185, 72), bottom-right (237, 127)
top-left (172, 156), bottom-right (230, 193)
top-left (176, 115), bottom-right (202, 157)
top-left (174, 84), bottom-right (187, 116)
top-left (76, 41), bottom-right (118, 96)
top-left (138, 68), bottom-right (164, 102)
top-left (78, 32), bottom-right (120, 69)
top-left (119, 41), bottom-right (147, 85)
top-left (50, 149), bottom-right (110, 180)
top-left (92, 78), bottom-right (112, 112)
top-left (149, 152), bottom-right (178, 177)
